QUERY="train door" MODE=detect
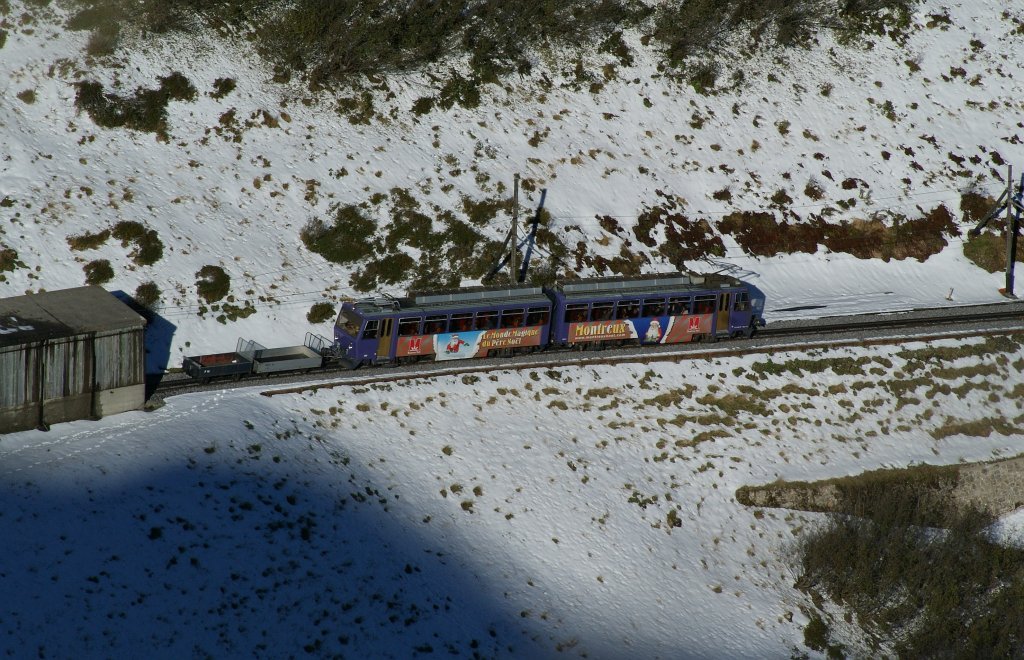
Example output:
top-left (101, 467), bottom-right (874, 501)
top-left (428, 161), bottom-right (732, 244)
top-left (717, 293), bottom-right (732, 335)
top-left (377, 318), bottom-right (394, 360)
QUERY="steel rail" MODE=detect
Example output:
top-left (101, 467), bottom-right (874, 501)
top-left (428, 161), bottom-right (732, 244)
top-left (147, 303), bottom-right (1024, 404)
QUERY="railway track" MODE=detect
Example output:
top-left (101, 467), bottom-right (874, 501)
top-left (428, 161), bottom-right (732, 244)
top-left (148, 300), bottom-right (1024, 404)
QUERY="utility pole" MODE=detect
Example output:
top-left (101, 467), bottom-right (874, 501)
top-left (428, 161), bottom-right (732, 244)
top-left (510, 173), bottom-right (519, 285)
top-left (1005, 164), bottom-right (1017, 297)
top-left (968, 163), bottom-right (1023, 298)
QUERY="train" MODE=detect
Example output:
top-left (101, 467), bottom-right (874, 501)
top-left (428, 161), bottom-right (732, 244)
top-left (182, 272), bottom-right (763, 380)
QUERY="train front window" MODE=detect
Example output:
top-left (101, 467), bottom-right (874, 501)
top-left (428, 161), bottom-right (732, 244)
top-left (337, 309), bottom-right (362, 337)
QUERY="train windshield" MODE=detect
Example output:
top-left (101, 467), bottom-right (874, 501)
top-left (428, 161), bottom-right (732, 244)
top-left (336, 309), bottom-right (362, 337)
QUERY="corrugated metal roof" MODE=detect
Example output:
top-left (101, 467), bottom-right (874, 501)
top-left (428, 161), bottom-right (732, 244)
top-left (354, 285), bottom-right (551, 315)
top-left (0, 286), bottom-right (145, 349)
top-left (554, 272), bottom-right (742, 299)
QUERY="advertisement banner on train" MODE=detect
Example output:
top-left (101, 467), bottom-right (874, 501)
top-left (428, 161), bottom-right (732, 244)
top-left (398, 327), bottom-right (543, 360)
top-left (396, 335), bottom-right (436, 358)
top-left (569, 314), bottom-right (712, 344)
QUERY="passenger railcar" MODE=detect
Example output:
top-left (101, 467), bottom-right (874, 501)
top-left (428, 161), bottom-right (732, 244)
top-left (549, 272), bottom-right (756, 348)
top-left (334, 285), bottom-right (553, 367)
top-left (183, 272), bottom-right (761, 380)
top-left (333, 273), bottom-right (760, 366)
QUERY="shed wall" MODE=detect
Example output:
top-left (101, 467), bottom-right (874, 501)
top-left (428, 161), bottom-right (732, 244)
top-left (0, 327), bottom-right (145, 434)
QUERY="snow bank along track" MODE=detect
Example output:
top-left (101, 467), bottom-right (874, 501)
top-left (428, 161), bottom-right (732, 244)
top-left (150, 301), bottom-right (1024, 402)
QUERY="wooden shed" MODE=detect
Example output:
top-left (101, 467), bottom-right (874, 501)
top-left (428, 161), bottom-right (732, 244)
top-left (0, 286), bottom-right (146, 433)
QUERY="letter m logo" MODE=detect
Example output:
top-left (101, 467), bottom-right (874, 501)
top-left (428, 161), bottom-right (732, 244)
top-left (408, 337), bottom-right (422, 353)
top-left (687, 316), bottom-right (701, 332)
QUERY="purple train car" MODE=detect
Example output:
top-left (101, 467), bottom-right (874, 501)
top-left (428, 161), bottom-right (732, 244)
top-left (334, 285), bottom-right (553, 367)
top-left (547, 272), bottom-right (758, 347)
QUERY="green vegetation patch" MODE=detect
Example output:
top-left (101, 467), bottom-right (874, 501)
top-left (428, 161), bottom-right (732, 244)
top-left (307, 302), bottom-right (336, 324)
top-left (195, 265), bottom-right (230, 303)
top-left (64, 0), bottom-right (917, 102)
top-left (896, 335), bottom-right (1022, 363)
top-left (752, 356), bottom-right (874, 377)
top-left (133, 281), bottom-right (160, 309)
top-left (112, 221), bottom-right (163, 265)
top-left (654, 0), bottom-right (917, 68)
top-left (68, 229), bottom-right (111, 251)
top-left (301, 205), bottom-right (378, 265)
top-left (304, 189), bottom-right (532, 293)
top-left (643, 386), bottom-right (697, 408)
top-left (739, 462), bottom-right (964, 526)
top-left (696, 393), bottom-right (769, 417)
top-left (929, 417), bottom-right (1022, 440)
top-left (790, 466), bottom-right (1024, 658)
top-left (110, 0), bottom-right (640, 90)
top-left (84, 259), bottom-right (114, 285)
top-left (0, 246), bottom-right (25, 273)
top-left (461, 195), bottom-right (507, 228)
top-left (74, 72), bottom-right (197, 139)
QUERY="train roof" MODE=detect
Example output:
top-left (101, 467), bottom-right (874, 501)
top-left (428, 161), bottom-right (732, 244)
top-left (553, 272), bottom-right (744, 300)
top-left (351, 284), bottom-right (551, 316)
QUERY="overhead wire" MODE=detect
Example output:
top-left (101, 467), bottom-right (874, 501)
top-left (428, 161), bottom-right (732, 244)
top-left (152, 178), bottom-right (1003, 317)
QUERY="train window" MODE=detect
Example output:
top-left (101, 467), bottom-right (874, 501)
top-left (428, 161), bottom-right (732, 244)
top-left (591, 302), bottom-right (614, 321)
top-left (642, 299), bottom-right (665, 317)
top-left (362, 319), bottom-right (379, 340)
top-left (397, 317), bottom-right (422, 336)
top-left (735, 292), bottom-right (751, 311)
top-left (527, 307), bottom-right (550, 326)
top-left (668, 296), bottom-right (690, 315)
top-left (694, 295), bottom-right (716, 315)
top-left (451, 313), bottom-right (473, 332)
top-left (499, 309), bottom-right (525, 328)
top-left (337, 309), bottom-right (362, 336)
top-left (616, 300), bottom-right (640, 319)
top-left (423, 315), bottom-right (448, 334)
top-left (564, 304), bottom-right (588, 323)
top-left (474, 311), bottom-right (498, 330)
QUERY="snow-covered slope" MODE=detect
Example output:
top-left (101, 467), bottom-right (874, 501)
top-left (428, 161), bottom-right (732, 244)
top-left (3, 337), bottom-right (1024, 657)
top-left (2, 0), bottom-right (1023, 369)
top-left (2, 1), bottom-right (1024, 656)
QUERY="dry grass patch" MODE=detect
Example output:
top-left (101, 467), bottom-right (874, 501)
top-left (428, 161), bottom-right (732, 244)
top-left (719, 205), bottom-right (959, 262)
top-left (929, 417), bottom-right (1022, 440)
top-left (719, 211), bottom-right (823, 256)
top-left (630, 194), bottom-right (726, 263)
top-left (644, 386), bottom-right (696, 408)
top-left (963, 230), bottom-right (1024, 273)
